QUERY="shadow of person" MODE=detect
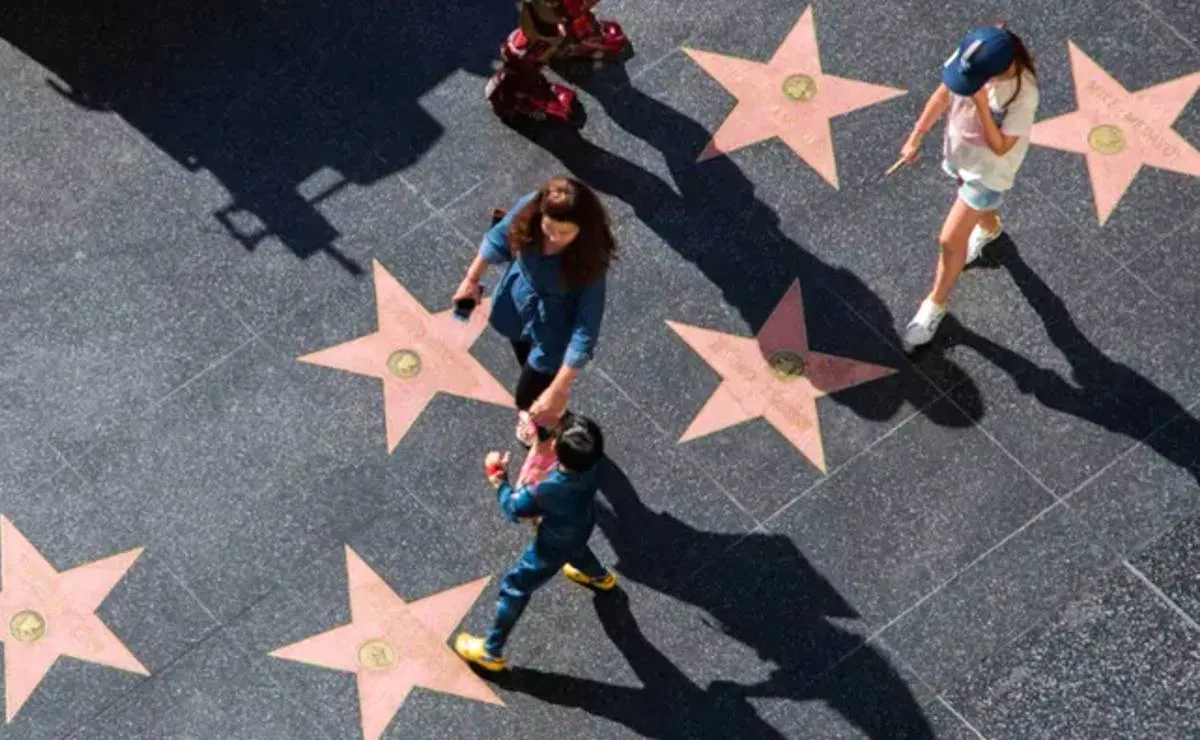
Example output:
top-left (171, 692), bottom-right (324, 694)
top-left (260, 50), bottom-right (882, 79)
top-left (492, 588), bottom-right (789, 739)
top-left (938, 242), bottom-right (1200, 489)
top-left (2, 0), bottom-right (511, 273)
top-left (510, 62), bottom-right (979, 429)
top-left (580, 459), bottom-right (936, 738)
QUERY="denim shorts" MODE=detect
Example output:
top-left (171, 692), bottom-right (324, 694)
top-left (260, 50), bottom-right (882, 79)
top-left (942, 161), bottom-right (1003, 212)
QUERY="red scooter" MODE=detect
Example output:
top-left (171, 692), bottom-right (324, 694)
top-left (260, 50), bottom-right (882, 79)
top-left (485, 0), bottom-right (630, 127)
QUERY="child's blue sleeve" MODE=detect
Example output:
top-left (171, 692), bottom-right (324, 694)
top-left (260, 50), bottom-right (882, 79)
top-left (479, 192), bottom-right (538, 265)
top-left (496, 480), bottom-right (542, 522)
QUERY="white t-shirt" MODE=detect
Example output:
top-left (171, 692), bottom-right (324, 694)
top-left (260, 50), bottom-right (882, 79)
top-left (942, 73), bottom-right (1039, 192)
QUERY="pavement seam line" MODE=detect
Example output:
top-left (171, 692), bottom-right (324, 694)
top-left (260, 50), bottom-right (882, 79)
top-left (936, 695), bottom-right (989, 739)
top-left (1124, 560), bottom-right (1200, 633)
top-left (761, 402), bottom-right (929, 526)
top-left (776, 500), bottom-right (1066, 708)
top-left (1131, 0), bottom-right (1200, 53)
top-left (860, 499), bottom-right (1065, 670)
top-left (53, 453), bottom-right (226, 629)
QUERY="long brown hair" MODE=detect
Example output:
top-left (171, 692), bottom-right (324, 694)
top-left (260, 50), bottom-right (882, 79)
top-left (993, 21), bottom-right (1037, 112)
top-left (508, 176), bottom-right (617, 290)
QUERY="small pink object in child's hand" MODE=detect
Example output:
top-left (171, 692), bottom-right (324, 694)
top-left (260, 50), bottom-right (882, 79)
top-left (517, 451), bottom-right (557, 487)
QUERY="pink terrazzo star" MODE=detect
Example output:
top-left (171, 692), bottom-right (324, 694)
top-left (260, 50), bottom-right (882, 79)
top-left (270, 547), bottom-right (500, 740)
top-left (299, 260), bottom-right (514, 453)
top-left (0, 516), bottom-right (148, 722)
top-left (684, 6), bottom-right (906, 187)
top-left (1031, 42), bottom-right (1200, 225)
top-left (667, 282), bottom-right (895, 472)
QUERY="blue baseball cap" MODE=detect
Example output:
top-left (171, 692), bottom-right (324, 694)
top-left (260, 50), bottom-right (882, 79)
top-left (942, 28), bottom-right (1016, 95)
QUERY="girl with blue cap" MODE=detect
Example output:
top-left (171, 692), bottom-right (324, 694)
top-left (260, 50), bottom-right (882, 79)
top-left (896, 23), bottom-right (1038, 351)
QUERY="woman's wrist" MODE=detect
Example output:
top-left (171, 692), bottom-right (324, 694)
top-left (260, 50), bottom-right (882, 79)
top-left (550, 366), bottom-right (578, 394)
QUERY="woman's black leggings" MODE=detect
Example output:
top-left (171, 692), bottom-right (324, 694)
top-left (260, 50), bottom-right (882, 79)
top-left (511, 340), bottom-right (556, 411)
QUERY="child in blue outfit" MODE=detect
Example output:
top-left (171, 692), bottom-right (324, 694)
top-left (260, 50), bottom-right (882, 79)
top-left (455, 413), bottom-right (616, 670)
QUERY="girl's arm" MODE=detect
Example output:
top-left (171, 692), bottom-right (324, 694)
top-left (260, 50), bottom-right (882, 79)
top-left (971, 89), bottom-right (1021, 155)
top-left (901, 83), bottom-right (952, 160)
top-left (914, 83), bottom-right (952, 134)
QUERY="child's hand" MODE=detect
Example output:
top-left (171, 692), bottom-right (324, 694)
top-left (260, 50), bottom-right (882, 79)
top-left (484, 451), bottom-right (511, 485)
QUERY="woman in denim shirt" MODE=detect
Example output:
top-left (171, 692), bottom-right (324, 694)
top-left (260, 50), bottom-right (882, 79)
top-left (453, 176), bottom-right (616, 443)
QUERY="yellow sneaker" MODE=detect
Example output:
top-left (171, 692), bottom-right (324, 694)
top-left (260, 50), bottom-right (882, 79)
top-left (562, 564), bottom-right (618, 591)
top-left (454, 633), bottom-right (506, 672)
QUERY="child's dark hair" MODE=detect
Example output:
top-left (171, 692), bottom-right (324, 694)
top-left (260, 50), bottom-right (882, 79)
top-left (554, 413), bottom-right (604, 472)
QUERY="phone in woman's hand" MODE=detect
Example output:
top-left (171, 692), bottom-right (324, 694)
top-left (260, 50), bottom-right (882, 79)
top-left (453, 286), bottom-right (483, 322)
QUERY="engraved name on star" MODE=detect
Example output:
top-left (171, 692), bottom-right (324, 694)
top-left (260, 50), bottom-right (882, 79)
top-left (667, 282), bottom-right (895, 472)
top-left (684, 6), bottom-right (906, 187)
top-left (1031, 42), bottom-right (1200, 225)
top-left (0, 516), bottom-right (149, 722)
top-left (270, 547), bottom-right (499, 740)
top-left (299, 260), bottom-right (514, 453)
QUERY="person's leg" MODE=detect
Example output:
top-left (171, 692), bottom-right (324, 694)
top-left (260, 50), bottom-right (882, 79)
top-left (485, 546), bottom-right (560, 655)
top-left (929, 196), bottom-right (983, 305)
top-left (455, 544), bottom-right (561, 669)
top-left (514, 362), bottom-right (555, 411)
top-left (562, 544), bottom-right (618, 590)
top-left (964, 181), bottom-right (1004, 265)
top-left (513, 359), bottom-right (557, 446)
top-left (902, 185), bottom-right (987, 351)
top-left (510, 339), bottom-right (533, 370)
top-left (978, 209), bottom-right (1000, 234)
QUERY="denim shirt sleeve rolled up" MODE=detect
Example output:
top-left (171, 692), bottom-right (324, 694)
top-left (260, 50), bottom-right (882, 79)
top-left (563, 277), bottom-right (605, 369)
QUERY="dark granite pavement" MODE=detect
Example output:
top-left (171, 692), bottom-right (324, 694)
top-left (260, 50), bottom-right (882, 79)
top-left (1, 0), bottom-right (1197, 737)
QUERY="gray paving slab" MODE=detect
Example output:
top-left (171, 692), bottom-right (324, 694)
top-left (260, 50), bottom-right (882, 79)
top-left (0, 231), bottom-right (253, 464)
top-left (946, 269), bottom-right (1200, 497)
top-left (766, 397), bottom-right (1056, 628)
top-left (1129, 513), bottom-right (1200, 625)
top-left (1066, 402), bottom-right (1200, 557)
top-left (0, 0), bottom-right (1197, 735)
top-left (70, 338), bottom-right (402, 623)
top-left (1140, 0), bottom-right (1200, 47)
top-left (69, 630), bottom-right (329, 740)
top-left (943, 564), bottom-right (1200, 739)
top-left (1128, 212), bottom-right (1200, 318)
top-left (880, 503), bottom-right (1117, 695)
top-left (756, 641), bottom-right (969, 740)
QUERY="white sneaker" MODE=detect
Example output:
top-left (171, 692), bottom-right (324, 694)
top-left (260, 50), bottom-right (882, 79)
top-left (902, 299), bottom-right (947, 352)
top-left (966, 217), bottom-right (1002, 265)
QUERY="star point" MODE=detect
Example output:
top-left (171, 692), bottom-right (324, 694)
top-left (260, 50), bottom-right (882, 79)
top-left (269, 548), bottom-right (500, 740)
top-left (685, 6), bottom-right (906, 186)
top-left (669, 282), bottom-right (895, 472)
top-left (1031, 42), bottom-right (1200, 225)
top-left (299, 261), bottom-right (514, 452)
top-left (0, 515), bottom-right (149, 723)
